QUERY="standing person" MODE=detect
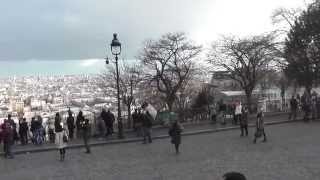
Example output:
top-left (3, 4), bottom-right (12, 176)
top-left (210, 104), bottom-right (217, 124)
top-left (219, 100), bottom-right (227, 125)
top-left (100, 108), bottom-right (111, 137)
top-left (55, 112), bottom-right (67, 161)
top-left (30, 117), bottom-right (36, 144)
top-left (1, 118), bottom-right (14, 159)
top-left (47, 117), bottom-right (55, 143)
top-left (7, 114), bottom-right (18, 144)
top-left (132, 109), bottom-right (138, 131)
top-left (66, 111), bottom-right (75, 140)
top-left (19, 118), bottom-right (28, 145)
top-left (240, 106), bottom-right (248, 137)
top-left (234, 101), bottom-right (242, 125)
top-left (289, 95), bottom-right (298, 120)
top-left (311, 91), bottom-right (317, 120)
top-left (253, 108), bottom-right (267, 144)
top-left (107, 110), bottom-right (115, 135)
top-left (168, 120), bottom-right (183, 154)
top-left (78, 111), bottom-right (91, 153)
top-left (135, 109), bottom-right (143, 137)
top-left (301, 90), bottom-right (311, 122)
top-left (141, 111), bottom-right (153, 144)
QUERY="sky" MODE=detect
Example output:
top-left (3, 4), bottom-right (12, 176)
top-left (0, 0), bottom-right (309, 76)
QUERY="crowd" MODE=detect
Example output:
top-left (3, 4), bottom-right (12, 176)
top-left (4, 90), bottom-right (318, 160)
top-left (288, 90), bottom-right (320, 122)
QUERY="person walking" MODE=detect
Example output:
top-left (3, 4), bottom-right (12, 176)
top-left (141, 111), bottom-right (153, 144)
top-left (289, 95), bottom-right (298, 120)
top-left (78, 111), bottom-right (91, 153)
top-left (55, 112), bottom-right (67, 161)
top-left (66, 111), bottom-right (75, 140)
top-left (19, 118), bottom-right (29, 145)
top-left (253, 108), bottom-right (267, 144)
top-left (1, 118), bottom-right (14, 159)
top-left (240, 106), bottom-right (248, 137)
top-left (168, 120), bottom-right (183, 154)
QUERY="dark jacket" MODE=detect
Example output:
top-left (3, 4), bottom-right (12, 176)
top-left (1, 120), bottom-right (14, 143)
top-left (54, 116), bottom-right (63, 133)
top-left (67, 116), bottom-right (75, 130)
top-left (78, 115), bottom-right (89, 130)
top-left (142, 113), bottom-right (153, 128)
top-left (19, 121), bottom-right (29, 134)
top-left (169, 123), bottom-right (183, 144)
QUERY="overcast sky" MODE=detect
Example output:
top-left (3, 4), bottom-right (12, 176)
top-left (0, 0), bottom-right (308, 61)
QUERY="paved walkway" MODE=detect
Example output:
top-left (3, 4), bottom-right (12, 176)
top-left (0, 121), bottom-right (319, 180)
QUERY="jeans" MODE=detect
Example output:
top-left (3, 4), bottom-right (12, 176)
top-left (3, 140), bottom-right (13, 158)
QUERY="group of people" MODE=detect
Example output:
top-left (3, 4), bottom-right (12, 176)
top-left (0, 114), bottom-right (49, 158)
top-left (132, 109), bottom-right (154, 144)
top-left (289, 91), bottom-right (320, 122)
top-left (54, 109), bottom-right (92, 161)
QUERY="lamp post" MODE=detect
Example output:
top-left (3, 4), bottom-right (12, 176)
top-left (110, 33), bottom-right (124, 139)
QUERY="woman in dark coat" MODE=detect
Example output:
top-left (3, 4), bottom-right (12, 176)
top-left (168, 121), bottom-right (183, 154)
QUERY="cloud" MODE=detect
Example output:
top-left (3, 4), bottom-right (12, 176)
top-left (0, 0), bottom-right (307, 61)
top-left (79, 59), bottom-right (102, 67)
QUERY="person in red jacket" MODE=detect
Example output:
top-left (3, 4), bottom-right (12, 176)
top-left (2, 118), bottom-right (14, 159)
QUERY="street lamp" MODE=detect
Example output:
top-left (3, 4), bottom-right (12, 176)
top-left (110, 33), bottom-right (124, 139)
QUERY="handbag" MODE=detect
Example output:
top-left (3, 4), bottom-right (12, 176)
top-left (63, 131), bottom-right (68, 143)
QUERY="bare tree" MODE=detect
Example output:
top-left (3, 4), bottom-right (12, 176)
top-left (208, 34), bottom-right (279, 112)
top-left (97, 62), bottom-right (143, 128)
top-left (138, 32), bottom-right (202, 111)
top-left (271, 7), bottom-right (302, 30)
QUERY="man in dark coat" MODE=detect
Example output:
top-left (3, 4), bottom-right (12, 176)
top-left (19, 118), bottom-right (29, 145)
top-left (100, 108), bottom-right (111, 136)
top-left (168, 121), bottom-right (183, 154)
top-left (289, 95), bottom-right (298, 120)
top-left (103, 110), bottom-right (115, 136)
top-left (240, 106), bottom-right (248, 137)
top-left (66, 111), bottom-right (75, 140)
top-left (141, 111), bottom-right (153, 144)
top-left (78, 111), bottom-right (91, 153)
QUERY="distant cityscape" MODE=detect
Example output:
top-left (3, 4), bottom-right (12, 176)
top-left (0, 74), bottom-right (120, 124)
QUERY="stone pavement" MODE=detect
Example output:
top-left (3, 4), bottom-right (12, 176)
top-left (0, 121), bottom-right (319, 180)
top-left (2, 112), bottom-right (298, 154)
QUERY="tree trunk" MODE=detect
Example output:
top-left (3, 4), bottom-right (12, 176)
top-left (167, 97), bottom-right (175, 112)
top-left (245, 92), bottom-right (253, 114)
